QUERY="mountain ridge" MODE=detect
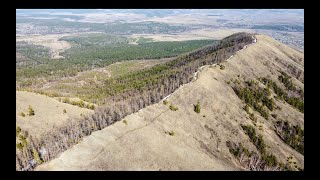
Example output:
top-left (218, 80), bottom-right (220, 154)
top-left (35, 34), bottom-right (304, 171)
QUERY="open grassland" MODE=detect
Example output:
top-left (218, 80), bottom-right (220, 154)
top-left (16, 91), bottom-right (94, 139)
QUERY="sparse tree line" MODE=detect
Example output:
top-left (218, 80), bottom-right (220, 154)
top-left (231, 72), bottom-right (303, 123)
top-left (229, 74), bottom-right (304, 168)
top-left (232, 79), bottom-right (274, 120)
top-left (259, 74), bottom-right (304, 113)
top-left (274, 120), bottom-right (304, 155)
top-left (58, 97), bottom-right (95, 110)
top-left (286, 63), bottom-right (304, 83)
top-left (16, 33), bottom-right (255, 171)
top-left (19, 105), bottom-right (35, 117)
top-left (226, 141), bottom-right (280, 171)
top-left (227, 124), bottom-right (303, 171)
top-left (227, 73), bottom-right (304, 170)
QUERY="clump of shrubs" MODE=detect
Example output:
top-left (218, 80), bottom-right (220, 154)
top-left (16, 126), bottom-right (21, 136)
top-left (232, 81), bottom-right (272, 120)
top-left (28, 105), bottom-right (35, 116)
top-left (20, 112), bottom-right (25, 117)
top-left (62, 97), bottom-right (95, 110)
top-left (83, 104), bottom-right (95, 110)
top-left (249, 113), bottom-right (257, 125)
top-left (17, 133), bottom-right (28, 151)
top-left (262, 153), bottom-right (278, 167)
top-left (278, 71), bottom-right (295, 91)
top-left (71, 100), bottom-right (85, 108)
top-left (244, 104), bottom-right (250, 114)
top-left (228, 124), bottom-right (283, 170)
top-left (258, 125), bottom-right (263, 131)
top-left (62, 97), bottom-right (70, 103)
top-left (165, 130), bottom-right (175, 136)
top-left (33, 149), bottom-right (43, 164)
top-left (194, 101), bottom-right (201, 113)
top-left (163, 100), bottom-right (168, 105)
top-left (227, 141), bottom-right (253, 159)
top-left (275, 120), bottom-right (304, 155)
top-left (16, 143), bottom-right (24, 150)
top-left (241, 124), bottom-right (266, 154)
top-left (259, 76), bottom-right (304, 113)
top-left (169, 105), bottom-right (178, 111)
top-left (271, 114), bottom-right (278, 119)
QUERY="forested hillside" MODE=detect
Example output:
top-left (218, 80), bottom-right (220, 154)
top-left (16, 33), bottom-right (215, 89)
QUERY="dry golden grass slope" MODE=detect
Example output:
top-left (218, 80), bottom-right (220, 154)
top-left (36, 35), bottom-right (304, 171)
top-left (16, 91), bottom-right (94, 138)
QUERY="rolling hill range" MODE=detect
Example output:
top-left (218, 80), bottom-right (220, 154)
top-left (35, 34), bottom-right (304, 171)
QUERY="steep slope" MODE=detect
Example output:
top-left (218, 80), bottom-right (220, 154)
top-left (16, 91), bottom-right (94, 138)
top-left (36, 34), bottom-right (304, 171)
